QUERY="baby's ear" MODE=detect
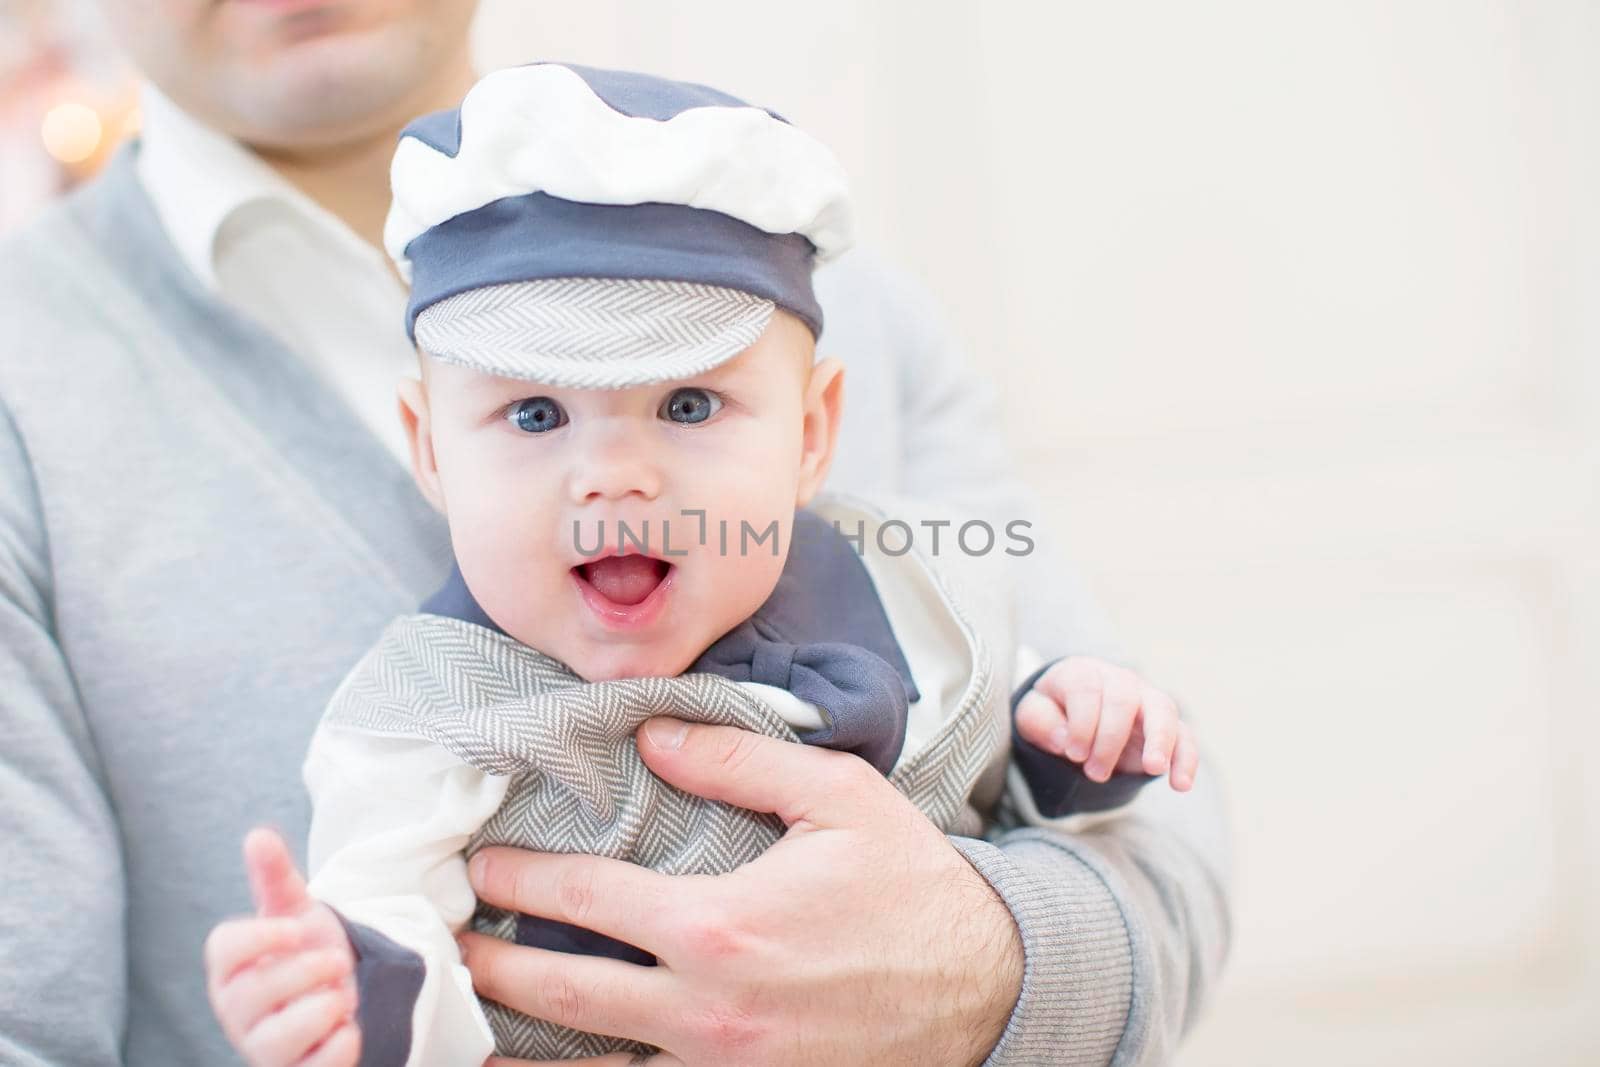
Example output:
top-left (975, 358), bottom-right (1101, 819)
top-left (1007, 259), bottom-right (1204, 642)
top-left (795, 356), bottom-right (845, 508)
top-left (396, 375), bottom-right (446, 514)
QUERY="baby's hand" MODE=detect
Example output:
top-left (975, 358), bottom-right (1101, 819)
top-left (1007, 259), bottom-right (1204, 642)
top-left (204, 828), bottom-right (361, 1067)
top-left (1015, 656), bottom-right (1198, 791)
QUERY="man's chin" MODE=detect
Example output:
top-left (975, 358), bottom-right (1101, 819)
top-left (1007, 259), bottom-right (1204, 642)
top-left (214, 18), bottom-right (445, 146)
top-left (222, 62), bottom-right (418, 146)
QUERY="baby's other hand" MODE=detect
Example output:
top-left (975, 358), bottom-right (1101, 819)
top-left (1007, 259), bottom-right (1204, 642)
top-left (1015, 656), bottom-right (1199, 791)
top-left (204, 827), bottom-right (361, 1067)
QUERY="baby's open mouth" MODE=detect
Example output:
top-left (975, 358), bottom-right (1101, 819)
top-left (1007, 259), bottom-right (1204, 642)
top-left (573, 555), bottom-right (672, 607)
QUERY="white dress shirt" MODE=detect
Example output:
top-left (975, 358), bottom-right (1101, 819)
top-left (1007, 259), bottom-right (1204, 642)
top-left (135, 87), bottom-right (419, 466)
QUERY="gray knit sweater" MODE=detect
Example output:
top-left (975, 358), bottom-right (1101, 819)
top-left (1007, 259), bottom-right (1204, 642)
top-left (0, 149), bottom-right (1231, 1067)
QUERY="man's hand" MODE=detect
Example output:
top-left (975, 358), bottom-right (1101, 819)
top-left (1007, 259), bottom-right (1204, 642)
top-left (459, 718), bottom-right (1024, 1067)
top-left (1014, 656), bottom-right (1199, 789)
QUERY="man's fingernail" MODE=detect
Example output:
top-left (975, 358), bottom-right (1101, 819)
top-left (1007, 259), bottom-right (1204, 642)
top-left (643, 718), bottom-right (688, 750)
top-left (455, 935), bottom-right (469, 964)
top-left (1050, 727), bottom-right (1070, 755)
top-left (468, 852), bottom-right (487, 886)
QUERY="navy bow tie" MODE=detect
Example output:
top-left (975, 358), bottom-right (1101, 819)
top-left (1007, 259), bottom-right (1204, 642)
top-left (692, 627), bottom-right (910, 775)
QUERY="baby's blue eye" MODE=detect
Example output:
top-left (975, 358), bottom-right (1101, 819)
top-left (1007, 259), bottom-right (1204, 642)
top-left (661, 388), bottom-right (722, 425)
top-left (507, 396), bottom-right (567, 434)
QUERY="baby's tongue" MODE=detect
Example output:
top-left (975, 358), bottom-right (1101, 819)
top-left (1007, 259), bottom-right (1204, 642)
top-left (582, 556), bottom-right (665, 606)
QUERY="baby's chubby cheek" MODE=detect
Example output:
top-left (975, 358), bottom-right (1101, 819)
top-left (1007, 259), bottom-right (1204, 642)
top-left (442, 504), bottom-right (569, 618)
top-left (687, 538), bottom-right (789, 637)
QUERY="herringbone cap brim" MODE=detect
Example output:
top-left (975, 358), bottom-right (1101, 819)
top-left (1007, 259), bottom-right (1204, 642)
top-left (413, 277), bottom-right (775, 387)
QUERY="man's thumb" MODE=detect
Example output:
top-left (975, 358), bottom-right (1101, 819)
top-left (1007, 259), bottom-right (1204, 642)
top-left (635, 717), bottom-right (880, 831)
top-left (243, 826), bottom-right (312, 918)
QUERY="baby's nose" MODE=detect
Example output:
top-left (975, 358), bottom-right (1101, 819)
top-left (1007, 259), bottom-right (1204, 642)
top-left (566, 432), bottom-right (664, 504)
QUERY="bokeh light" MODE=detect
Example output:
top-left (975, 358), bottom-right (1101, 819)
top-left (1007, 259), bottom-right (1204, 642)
top-left (39, 100), bottom-right (102, 164)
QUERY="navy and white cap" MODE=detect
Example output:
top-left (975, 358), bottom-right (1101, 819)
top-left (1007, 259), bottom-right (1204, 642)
top-left (384, 63), bottom-right (854, 387)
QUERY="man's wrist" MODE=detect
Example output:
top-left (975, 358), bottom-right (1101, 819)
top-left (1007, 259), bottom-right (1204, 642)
top-left (965, 876), bottom-right (1025, 1066)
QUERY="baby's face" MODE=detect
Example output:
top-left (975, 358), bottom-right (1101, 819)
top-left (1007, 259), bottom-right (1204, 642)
top-left (400, 310), bottom-right (843, 681)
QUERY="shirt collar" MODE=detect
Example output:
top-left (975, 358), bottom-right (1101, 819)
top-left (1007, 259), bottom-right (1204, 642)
top-left (135, 85), bottom-right (387, 289)
top-left (135, 86), bottom-right (286, 288)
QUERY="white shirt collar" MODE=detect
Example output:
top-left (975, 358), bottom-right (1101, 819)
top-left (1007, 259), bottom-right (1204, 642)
top-left (135, 85), bottom-right (387, 288)
top-left (135, 86), bottom-right (287, 288)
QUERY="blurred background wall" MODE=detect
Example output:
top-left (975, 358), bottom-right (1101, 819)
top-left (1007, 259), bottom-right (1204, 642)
top-left (4, 1), bottom-right (1597, 1063)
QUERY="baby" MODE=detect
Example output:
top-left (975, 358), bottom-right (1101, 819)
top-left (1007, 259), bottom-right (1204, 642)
top-left (203, 64), bottom-right (1197, 1066)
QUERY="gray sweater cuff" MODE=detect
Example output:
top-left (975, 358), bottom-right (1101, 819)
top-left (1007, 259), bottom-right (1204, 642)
top-left (951, 833), bottom-right (1134, 1066)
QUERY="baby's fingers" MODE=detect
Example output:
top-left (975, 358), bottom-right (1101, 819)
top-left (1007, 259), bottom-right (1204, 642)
top-left (205, 917), bottom-right (306, 990)
top-left (1085, 665), bottom-right (1140, 782)
top-left (1015, 689), bottom-right (1069, 754)
top-left (215, 948), bottom-right (354, 1037)
top-left (245, 827), bottom-right (313, 919)
top-left (1170, 722), bottom-right (1200, 791)
top-left (295, 1019), bottom-right (361, 1067)
top-left (1137, 684), bottom-right (1181, 776)
top-left (239, 986), bottom-right (357, 1067)
top-left (1031, 657), bottom-right (1104, 762)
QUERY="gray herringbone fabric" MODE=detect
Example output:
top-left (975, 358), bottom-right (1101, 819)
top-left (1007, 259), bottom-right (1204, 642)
top-left (323, 611), bottom-right (1001, 1060)
top-left (412, 278), bottom-right (775, 387)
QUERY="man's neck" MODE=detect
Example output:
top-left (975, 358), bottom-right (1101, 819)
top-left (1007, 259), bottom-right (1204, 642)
top-left (252, 61), bottom-right (477, 253)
